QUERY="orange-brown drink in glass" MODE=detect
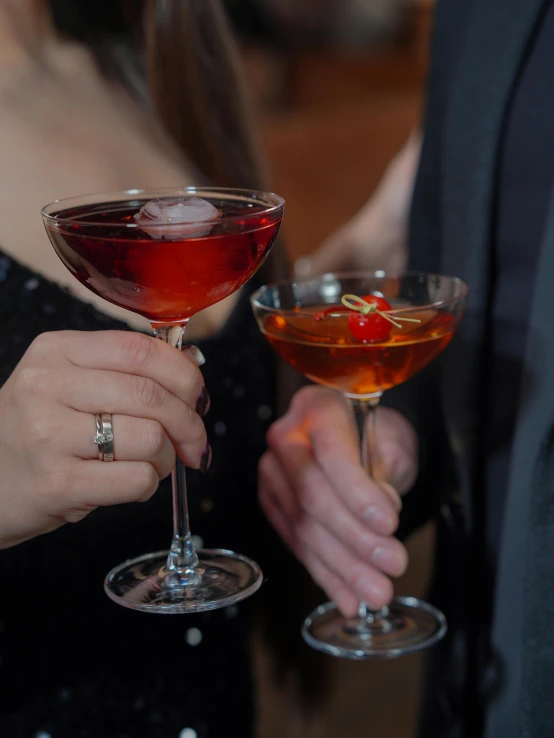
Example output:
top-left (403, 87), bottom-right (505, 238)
top-left (251, 272), bottom-right (467, 659)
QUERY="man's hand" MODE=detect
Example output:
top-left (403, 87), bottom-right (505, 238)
top-left (259, 386), bottom-right (418, 616)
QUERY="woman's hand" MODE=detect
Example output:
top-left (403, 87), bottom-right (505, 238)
top-left (294, 133), bottom-right (421, 278)
top-left (0, 330), bottom-right (209, 549)
top-left (259, 386), bottom-right (418, 616)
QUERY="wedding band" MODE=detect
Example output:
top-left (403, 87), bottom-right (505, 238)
top-left (94, 413), bottom-right (114, 462)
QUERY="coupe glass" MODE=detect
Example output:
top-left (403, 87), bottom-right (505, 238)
top-left (251, 272), bottom-right (467, 658)
top-left (42, 187), bottom-right (284, 613)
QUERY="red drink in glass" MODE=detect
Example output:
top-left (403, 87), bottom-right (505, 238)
top-left (41, 187), bottom-right (284, 615)
top-left (45, 197), bottom-right (281, 324)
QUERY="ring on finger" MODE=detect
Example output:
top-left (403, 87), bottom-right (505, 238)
top-left (94, 413), bottom-right (114, 462)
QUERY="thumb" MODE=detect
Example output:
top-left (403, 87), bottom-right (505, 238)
top-left (372, 407), bottom-right (419, 496)
top-left (374, 479), bottom-right (403, 513)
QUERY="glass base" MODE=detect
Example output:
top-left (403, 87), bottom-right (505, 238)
top-left (104, 549), bottom-right (263, 614)
top-left (302, 596), bottom-right (447, 659)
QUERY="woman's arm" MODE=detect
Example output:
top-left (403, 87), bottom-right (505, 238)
top-left (295, 132), bottom-right (421, 277)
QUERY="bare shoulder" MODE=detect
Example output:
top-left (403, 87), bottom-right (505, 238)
top-left (0, 41), bottom-right (194, 324)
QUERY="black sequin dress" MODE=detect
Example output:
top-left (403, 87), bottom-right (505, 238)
top-left (0, 251), bottom-right (276, 738)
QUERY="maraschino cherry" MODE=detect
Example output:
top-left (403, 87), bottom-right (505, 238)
top-left (347, 295), bottom-right (392, 343)
top-left (313, 293), bottom-right (420, 343)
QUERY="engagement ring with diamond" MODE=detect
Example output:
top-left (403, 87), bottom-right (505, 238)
top-left (94, 413), bottom-right (114, 461)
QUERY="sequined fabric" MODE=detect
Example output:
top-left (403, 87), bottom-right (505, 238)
top-left (0, 250), bottom-right (276, 738)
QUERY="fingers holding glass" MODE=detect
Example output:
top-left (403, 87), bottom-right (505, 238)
top-left (51, 460), bottom-right (162, 519)
top-left (262, 439), bottom-right (406, 574)
top-left (266, 404), bottom-right (400, 537)
top-left (259, 476), bottom-right (360, 618)
top-left (252, 272), bottom-right (466, 657)
top-left (22, 366), bottom-right (208, 469)
top-left (258, 450), bottom-right (407, 611)
top-left (40, 187), bottom-right (284, 613)
top-left (67, 411), bottom-right (175, 478)
top-left (27, 330), bottom-right (207, 418)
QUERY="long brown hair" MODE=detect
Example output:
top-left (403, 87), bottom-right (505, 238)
top-left (146, 0), bottom-right (267, 191)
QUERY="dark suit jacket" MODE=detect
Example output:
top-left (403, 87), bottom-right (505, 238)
top-left (390, 0), bottom-right (554, 736)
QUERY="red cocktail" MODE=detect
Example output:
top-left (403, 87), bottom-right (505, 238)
top-left (42, 187), bottom-right (284, 614)
top-left (45, 196), bottom-right (281, 325)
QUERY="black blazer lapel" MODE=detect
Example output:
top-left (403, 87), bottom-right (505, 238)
top-left (439, 0), bottom-right (546, 509)
top-left (442, 0), bottom-right (547, 291)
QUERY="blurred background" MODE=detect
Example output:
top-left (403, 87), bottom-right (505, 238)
top-left (231, 0), bottom-right (430, 262)
top-left (228, 1), bottom-right (435, 736)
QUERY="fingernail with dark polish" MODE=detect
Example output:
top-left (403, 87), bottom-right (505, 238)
top-left (196, 386), bottom-right (211, 417)
top-left (200, 444), bottom-right (212, 473)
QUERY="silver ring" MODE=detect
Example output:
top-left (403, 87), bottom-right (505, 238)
top-left (94, 413), bottom-right (114, 461)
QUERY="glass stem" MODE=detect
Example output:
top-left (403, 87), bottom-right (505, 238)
top-left (349, 395), bottom-right (380, 479)
top-left (348, 394), bottom-right (390, 627)
top-left (153, 323), bottom-right (200, 587)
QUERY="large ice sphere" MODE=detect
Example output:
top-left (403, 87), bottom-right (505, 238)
top-left (134, 197), bottom-right (220, 239)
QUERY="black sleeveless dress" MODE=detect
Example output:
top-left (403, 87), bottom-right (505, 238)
top-left (0, 250), bottom-right (276, 738)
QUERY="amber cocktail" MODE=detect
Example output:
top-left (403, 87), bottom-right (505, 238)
top-left (262, 307), bottom-right (454, 396)
top-left (251, 272), bottom-right (467, 659)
